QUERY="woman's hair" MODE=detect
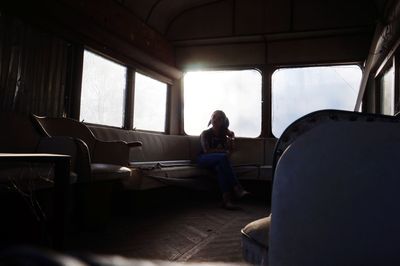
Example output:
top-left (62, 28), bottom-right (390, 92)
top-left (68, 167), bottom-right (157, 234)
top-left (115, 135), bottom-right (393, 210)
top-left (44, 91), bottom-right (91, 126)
top-left (208, 110), bottom-right (230, 129)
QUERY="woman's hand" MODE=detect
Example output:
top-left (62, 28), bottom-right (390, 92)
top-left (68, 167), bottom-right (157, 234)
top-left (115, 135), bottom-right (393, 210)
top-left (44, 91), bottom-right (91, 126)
top-left (226, 131), bottom-right (235, 152)
top-left (227, 130), bottom-right (235, 138)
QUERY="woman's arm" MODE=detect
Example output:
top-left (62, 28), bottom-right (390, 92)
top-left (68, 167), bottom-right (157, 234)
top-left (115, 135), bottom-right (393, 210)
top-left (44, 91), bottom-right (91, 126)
top-left (200, 131), bottom-right (228, 154)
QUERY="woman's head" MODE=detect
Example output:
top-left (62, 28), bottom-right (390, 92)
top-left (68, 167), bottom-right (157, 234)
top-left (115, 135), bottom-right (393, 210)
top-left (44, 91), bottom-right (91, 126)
top-left (208, 110), bottom-right (229, 129)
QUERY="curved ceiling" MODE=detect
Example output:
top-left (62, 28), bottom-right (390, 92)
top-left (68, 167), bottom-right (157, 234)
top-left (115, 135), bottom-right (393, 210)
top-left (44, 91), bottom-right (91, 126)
top-left (120, 0), bottom-right (219, 34)
top-left (119, 0), bottom-right (389, 42)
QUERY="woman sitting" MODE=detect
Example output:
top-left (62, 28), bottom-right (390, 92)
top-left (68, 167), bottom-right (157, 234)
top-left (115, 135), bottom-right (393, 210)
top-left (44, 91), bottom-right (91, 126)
top-left (198, 110), bottom-right (249, 210)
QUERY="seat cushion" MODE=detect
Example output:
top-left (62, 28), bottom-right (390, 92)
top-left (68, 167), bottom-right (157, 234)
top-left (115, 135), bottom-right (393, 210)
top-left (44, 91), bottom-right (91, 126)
top-left (241, 215), bottom-right (271, 265)
top-left (91, 163), bottom-right (131, 181)
top-left (144, 166), bottom-right (211, 179)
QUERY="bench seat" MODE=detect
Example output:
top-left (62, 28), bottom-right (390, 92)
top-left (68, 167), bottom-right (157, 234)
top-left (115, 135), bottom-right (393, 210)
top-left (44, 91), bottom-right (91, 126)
top-left (125, 160), bottom-right (272, 190)
top-left (89, 125), bottom-right (276, 190)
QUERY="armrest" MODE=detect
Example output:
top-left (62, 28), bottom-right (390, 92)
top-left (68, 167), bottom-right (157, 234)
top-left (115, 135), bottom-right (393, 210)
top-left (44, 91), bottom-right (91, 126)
top-left (126, 141), bottom-right (143, 148)
top-left (92, 140), bottom-right (130, 166)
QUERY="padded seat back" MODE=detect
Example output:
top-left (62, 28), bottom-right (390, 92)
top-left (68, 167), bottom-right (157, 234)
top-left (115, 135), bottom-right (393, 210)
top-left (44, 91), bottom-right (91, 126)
top-left (88, 125), bottom-right (191, 162)
top-left (230, 137), bottom-right (265, 165)
top-left (32, 115), bottom-right (96, 156)
top-left (133, 132), bottom-right (190, 162)
top-left (271, 109), bottom-right (400, 177)
top-left (270, 114), bottom-right (400, 265)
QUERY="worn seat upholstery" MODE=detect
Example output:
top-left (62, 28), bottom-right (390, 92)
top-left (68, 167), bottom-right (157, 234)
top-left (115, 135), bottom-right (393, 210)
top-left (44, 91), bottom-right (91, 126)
top-left (32, 115), bottom-right (142, 183)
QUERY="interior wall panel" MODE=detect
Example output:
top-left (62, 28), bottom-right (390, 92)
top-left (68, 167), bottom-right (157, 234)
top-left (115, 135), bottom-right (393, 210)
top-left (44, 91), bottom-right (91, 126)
top-left (176, 43), bottom-right (265, 69)
top-left (235, 0), bottom-right (292, 35)
top-left (293, 0), bottom-right (377, 31)
top-left (267, 33), bottom-right (372, 65)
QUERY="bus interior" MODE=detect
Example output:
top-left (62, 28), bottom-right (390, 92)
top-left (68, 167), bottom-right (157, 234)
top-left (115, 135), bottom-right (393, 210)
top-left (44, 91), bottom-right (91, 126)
top-left (1, 0), bottom-right (400, 265)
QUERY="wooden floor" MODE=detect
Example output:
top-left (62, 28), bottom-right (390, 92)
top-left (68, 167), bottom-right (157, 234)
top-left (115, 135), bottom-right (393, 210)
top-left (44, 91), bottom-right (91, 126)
top-left (67, 186), bottom-right (269, 265)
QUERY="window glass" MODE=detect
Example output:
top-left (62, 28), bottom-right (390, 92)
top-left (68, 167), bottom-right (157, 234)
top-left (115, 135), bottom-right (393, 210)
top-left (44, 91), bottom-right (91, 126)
top-left (272, 65), bottom-right (362, 137)
top-left (184, 70), bottom-right (262, 137)
top-left (380, 64), bottom-right (394, 115)
top-left (80, 50), bottom-right (126, 127)
top-left (133, 72), bottom-right (167, 132)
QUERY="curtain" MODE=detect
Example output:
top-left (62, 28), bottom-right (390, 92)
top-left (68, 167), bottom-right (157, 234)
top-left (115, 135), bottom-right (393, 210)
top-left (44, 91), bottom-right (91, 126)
top-left (0, 14), bottom-right (71, 117)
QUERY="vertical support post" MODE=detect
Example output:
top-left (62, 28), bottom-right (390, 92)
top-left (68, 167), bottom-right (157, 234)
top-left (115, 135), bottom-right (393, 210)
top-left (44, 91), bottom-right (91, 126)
top-left (53, 156), bottom-right (70, 250)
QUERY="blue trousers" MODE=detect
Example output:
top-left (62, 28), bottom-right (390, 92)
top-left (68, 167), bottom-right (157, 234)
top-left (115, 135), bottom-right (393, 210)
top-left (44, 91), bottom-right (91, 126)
top-left (197, 153), bottom-right (238, 193)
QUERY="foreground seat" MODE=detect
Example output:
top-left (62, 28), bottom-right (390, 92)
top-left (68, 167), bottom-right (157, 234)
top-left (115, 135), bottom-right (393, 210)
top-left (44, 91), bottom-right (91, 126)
top-left (241, 110), bottom-right (400, 265)
top-left (269, 111), bottom-right (400, 265)
top-left (241, 215), bottom-right (271, 265)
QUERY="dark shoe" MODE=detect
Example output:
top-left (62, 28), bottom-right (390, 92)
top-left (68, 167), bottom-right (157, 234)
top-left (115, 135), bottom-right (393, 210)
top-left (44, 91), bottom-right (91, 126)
top-left (233, 185), bottom-right (250, 199)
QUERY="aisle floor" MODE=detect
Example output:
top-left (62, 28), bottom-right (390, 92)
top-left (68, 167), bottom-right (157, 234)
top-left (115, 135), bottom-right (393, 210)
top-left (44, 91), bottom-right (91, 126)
top-left (68, 189), bottom-right (269, 265)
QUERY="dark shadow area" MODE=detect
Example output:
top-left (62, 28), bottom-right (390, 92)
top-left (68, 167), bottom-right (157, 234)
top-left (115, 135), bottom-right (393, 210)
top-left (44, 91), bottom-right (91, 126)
top-left (0, 188), bottom-right (54, 249)
top-left (66, 184), bottom-right (270, 263)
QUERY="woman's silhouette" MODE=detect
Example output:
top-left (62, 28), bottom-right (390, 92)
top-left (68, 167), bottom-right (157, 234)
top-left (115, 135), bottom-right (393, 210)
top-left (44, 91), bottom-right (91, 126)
top-left (198, 110), bottom-right (249, 209)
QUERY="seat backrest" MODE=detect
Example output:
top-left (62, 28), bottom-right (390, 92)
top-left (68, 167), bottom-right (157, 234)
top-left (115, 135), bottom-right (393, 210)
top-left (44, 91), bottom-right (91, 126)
top-left (32, 115), bottom-right (96, 155)
top-left (0, 112), bottom-right (41, 153)
top-left (271, 109), bottom-right (399, 178)
top-left (269, 112), bottom-right (400, 265)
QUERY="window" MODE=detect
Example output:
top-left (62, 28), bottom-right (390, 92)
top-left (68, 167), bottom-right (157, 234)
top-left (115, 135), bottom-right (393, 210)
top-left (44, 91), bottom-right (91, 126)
top-left (184, 70), bottom-right (262, 137)
top-left (379, 64), bottom-right (394, 115)
top-left (80, 50), bottom-right (126, 127)
top-left (133, 72), bottom-right (168, 132)
top-left (272, 65), bottom-right (362, 137)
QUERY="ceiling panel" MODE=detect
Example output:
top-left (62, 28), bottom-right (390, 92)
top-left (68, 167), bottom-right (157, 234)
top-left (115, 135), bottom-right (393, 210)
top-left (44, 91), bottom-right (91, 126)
top-left (147, 0), bottom-right (218, 34)
top-left (120, 0), bottom-right (385, 41)
top-left (167, 0), bottom-right (233, 41)
top-left (119, 0), bottom-right (158, 22)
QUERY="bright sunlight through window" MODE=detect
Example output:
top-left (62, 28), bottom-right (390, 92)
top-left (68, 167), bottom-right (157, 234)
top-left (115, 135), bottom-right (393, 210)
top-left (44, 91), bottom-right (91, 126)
top-left (133, 72), bottom-right (167, 132)
top-left (184, 70), bottom-right (262, 138)
top-left (272, 65), bottom-right (362, 137)
top-left (80, 50), bottom-right (126, 127)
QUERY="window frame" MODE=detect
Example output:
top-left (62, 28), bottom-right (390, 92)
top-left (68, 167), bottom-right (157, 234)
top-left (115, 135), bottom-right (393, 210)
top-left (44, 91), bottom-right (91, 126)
top-left (132, 70), bottom-right (170, 134)
top-left (78, 48), bottom-right (171, 133)
top-left (182, 67), bottom-right (264, 138)
top-left (376, 60), bottom-right (395, 115)
top-left (79, 49), bottom-right (128, 128)
top-left (374, 53), bottom-right (400, 115)
top-left (270, 63), bottom-right (363, 138)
